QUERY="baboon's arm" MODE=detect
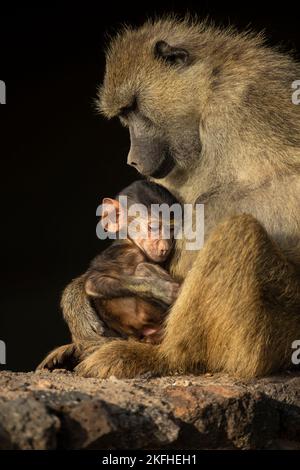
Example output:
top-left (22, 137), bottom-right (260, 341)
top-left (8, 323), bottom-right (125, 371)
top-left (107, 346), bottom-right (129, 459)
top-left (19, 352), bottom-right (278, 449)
top-left (85, 271), bottom-right (138, 299)
top-left (86, 263), bottom-right (180, 306)
top-left (61, 275), bottom-right (106, 341)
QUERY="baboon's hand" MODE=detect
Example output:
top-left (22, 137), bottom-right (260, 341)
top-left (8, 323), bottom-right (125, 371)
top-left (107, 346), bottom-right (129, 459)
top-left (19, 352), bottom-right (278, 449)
top-left (134, 262), bottom-right (180, 305)
top-left (162, 281), bottom-right (180, 305)
top-left (122, 271), bottom-right (180, 306)
top-left (37, 343), bottom-right (79, 371)
top-left (37, 340), bottom-right (110, 371)
top-left (75, 340), bottom-right (160, 379)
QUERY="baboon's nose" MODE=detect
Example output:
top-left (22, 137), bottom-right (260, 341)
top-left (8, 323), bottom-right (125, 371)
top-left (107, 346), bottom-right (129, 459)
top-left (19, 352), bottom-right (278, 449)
top-left (130, 161), bottom-right (138, 167)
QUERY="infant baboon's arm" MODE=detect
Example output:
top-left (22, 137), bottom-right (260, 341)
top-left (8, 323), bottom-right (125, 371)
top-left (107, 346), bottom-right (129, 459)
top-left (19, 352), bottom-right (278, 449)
top-left (86, 262), bottom-right (179, 307)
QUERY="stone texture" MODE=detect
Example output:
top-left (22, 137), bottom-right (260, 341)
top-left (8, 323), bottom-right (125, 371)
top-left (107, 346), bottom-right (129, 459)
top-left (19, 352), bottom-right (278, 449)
top-left (0, 370), bottom-right (300, 449)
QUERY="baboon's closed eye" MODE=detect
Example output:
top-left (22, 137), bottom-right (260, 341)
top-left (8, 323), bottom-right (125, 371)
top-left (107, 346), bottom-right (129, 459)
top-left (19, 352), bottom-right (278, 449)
top-left (118, 97), bottom-right (138, 119)
top-left (154, 40), bottom-right (190, 66)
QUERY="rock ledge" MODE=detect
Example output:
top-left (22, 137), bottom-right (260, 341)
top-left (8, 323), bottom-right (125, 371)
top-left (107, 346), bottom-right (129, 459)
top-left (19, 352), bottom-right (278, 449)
top-left (0, 370), bottom-right (300, 449)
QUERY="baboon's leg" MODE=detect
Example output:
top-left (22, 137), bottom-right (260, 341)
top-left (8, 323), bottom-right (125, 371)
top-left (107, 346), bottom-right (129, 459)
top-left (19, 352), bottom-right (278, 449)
top-left (75, 214), bottom-right (300, 379)
top-left (162, 213), bottom-right (300, 378)
top-left (74, 339), bottom-right (165, 378)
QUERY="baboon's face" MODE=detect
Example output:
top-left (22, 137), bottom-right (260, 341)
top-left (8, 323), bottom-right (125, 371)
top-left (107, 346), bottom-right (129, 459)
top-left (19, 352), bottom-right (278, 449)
top-left (99, 35), bottom-right (208, 179)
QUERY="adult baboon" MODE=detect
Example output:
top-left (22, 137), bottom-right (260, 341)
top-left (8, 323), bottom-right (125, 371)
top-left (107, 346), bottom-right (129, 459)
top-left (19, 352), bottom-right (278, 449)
top-left (42, 16), bottom-right (300, 378)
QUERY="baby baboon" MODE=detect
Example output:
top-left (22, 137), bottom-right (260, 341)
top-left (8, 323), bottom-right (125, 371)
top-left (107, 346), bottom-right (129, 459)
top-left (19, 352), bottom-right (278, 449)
top-left (38, 181), bottom-right (179, 370)
top-left (85, 180), bottom-right (180, 343)
top-left (47, 16), bottom-right (300, 378)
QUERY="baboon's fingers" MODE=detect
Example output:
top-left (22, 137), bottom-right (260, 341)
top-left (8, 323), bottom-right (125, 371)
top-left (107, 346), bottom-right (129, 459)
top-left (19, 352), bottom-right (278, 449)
top-left (37, 343), bottom-right (78, 371)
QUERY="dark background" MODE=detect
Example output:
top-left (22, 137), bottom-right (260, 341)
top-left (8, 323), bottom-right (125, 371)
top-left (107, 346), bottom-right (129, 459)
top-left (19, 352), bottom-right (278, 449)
top-left (1, 2), bottom-right (300, 371)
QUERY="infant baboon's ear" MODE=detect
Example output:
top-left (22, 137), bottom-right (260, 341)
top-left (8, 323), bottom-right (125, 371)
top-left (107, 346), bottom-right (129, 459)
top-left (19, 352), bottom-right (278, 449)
top-left (100, 197), bottom-right (125, 233)
top-left (154, 40), bottom-right (190, 66)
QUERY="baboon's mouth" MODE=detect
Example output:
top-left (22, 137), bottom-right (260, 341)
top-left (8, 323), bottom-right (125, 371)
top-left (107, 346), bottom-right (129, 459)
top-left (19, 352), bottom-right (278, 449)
top-left (150, 151), bottom-right (175, 179)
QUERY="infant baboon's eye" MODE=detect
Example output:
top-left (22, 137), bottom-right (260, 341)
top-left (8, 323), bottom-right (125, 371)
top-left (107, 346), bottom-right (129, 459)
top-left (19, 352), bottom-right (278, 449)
top-left (148, 221), bottom-right (160, 234)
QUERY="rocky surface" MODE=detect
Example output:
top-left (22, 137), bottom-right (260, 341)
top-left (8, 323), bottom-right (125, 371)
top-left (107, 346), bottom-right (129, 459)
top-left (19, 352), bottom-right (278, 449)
top-left (0, 370), bottom-right (300, 449)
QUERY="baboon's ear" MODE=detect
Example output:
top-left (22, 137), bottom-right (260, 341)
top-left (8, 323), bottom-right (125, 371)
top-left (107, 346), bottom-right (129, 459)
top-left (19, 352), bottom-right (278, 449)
top-left (100, 198), bottom-right (124, 233)
top-left (154, 40), bottom-right (190, 66)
